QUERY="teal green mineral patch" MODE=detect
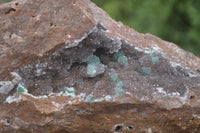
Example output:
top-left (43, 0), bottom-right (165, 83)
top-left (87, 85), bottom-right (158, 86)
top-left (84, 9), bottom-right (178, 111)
top-left (109, 52), bottom-right (127, 96)
top-left (66, 87), bottom-right (75, 94)
top-left (149, 52), bottom-right (159, 65)
top-left (115, 81), bottom-right (124, 96)
top-left (86, 94), bottom-right (94, 103)
top-left (17, 85), bottom-right (26, 93)
top-left (149, 51), bottom-right (155, 58)
top-left (109, 72), bottom-right (125, 96)
top-left (115, 88), bottom-right (125, 96)
top-left (152, 56), bottom-right (159, 64)
top-left (118, 55), bottom-right (128, 65)
top-left (87, 64), bottom-right (97, 77)
top-left (116, 81), bottom-right (123, 89)
top-left (87, 55), bottom-right (104, 77)
top-left (113, 52), bottom-right (128, 65)
top-left (88, 55), bottom-right (100, 65)
top-left (113, 52), bottom-right (124, 61)
top-left (142, 67), bottom-right (151, 75)
top-left (145, 48), bottom-right (152, 52)
top-left (109, 72), bottom-right (119, 83)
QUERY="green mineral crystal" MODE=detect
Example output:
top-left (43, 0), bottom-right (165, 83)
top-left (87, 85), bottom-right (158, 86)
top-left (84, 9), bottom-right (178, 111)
top-left (142, 67), bottom-right (151, 75)
top-left (87, 64), bottom-right (97, 77)
top-left (115, 88), bottom-right (125, 96)
top-left (17, 85), bottom-right (27, 93)
top-left (116, 81), bottom-right (123, 89)
top-left (88, 55), bottom-right (100, 65)
top-left (66, 87), bottom-right (75, 94)
top-left (86, 94), bottom-right (94, 103)
top-left (113, 52), bottom-right (128, 65)
top-left (115, 81), bottom-right (124, 96)
top-left (109, 72), bottom-right (119, 83)
top-left (118, 55), bottom-right (128, 65)
top-left (152, 56), bottom-right (159, 64)
top-left (113, 52), bottom-right (124, 61)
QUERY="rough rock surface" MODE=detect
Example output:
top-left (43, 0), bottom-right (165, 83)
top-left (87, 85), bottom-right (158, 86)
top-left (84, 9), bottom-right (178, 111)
top-left (0, 0), bottom-right (200, 132)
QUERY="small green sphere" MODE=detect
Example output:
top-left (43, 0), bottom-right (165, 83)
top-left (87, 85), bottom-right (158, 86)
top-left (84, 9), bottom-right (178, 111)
top-left (118, 55), bottom-right (128, 65)
top-left (142, 67), bottom-right (151, 75)
top-left (113, 52), bottom-right (124, 61)
top-left (88, 55), bottom-right (100, 65)
top-left (109, 72), bottom-right (119, 83)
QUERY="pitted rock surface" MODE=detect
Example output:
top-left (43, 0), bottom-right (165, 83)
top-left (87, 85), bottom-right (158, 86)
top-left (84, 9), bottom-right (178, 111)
top-left (0, 0), bottom-right (200, 133)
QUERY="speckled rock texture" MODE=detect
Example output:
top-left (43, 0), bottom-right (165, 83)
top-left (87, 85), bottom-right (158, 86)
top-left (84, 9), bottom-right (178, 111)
top-left (0, 0), bottom-right (200, 133)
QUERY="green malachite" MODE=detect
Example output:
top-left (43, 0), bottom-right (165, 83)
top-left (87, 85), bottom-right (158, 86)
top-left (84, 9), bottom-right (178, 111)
top-left (67, 88), bottom-right (75, 94)
top-left (152, 56), bottom-right (159, 64)
top-left (113, 52), bottom-right (128, 65)
top-left (142, 67), bottom-right (151, 75)
top-left (109, 72), bottom-right (119, 83)
top-left (86, 55), bottom-right (102, 77)
top-left (118, 55), bottom-right (128, 65)
top-left (87, 55), bottom-right (100, 65)
top-left (116, 81), bottom-right (123, 89)
top-left (87, 64), bottom-right (97, 76)
top-left (115, 88), bottom-right (125, 96)
top-left (113, 52), bottom-right (124, 61)
top-left (86, 95), bottom-right (94, 103)
top-left (17, 86), bottom-right (25, 93)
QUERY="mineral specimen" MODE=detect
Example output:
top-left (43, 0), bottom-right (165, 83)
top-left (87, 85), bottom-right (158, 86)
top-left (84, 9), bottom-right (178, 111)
top-left (0, 0), bottom-right (200, 132)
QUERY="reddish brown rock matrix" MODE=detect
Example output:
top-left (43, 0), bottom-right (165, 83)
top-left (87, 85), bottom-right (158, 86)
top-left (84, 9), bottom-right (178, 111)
top-left (0, 0), bottom-right (200, 132)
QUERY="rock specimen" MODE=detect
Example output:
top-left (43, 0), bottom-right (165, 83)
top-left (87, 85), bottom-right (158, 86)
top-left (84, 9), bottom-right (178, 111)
top-left (0, 0), bottom-right (200, 132)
